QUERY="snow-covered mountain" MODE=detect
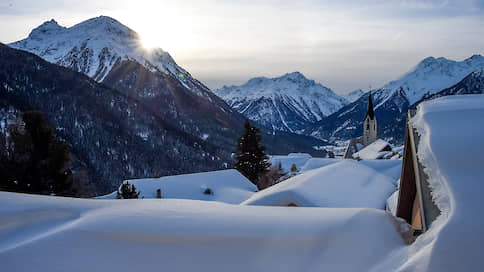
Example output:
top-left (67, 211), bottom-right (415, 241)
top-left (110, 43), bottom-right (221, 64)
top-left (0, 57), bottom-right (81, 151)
top-left (215, 72), bottom-right (347, 132)
top-left (306, 54), bottom-right (484, 144)
top-left (419, 67), bottom-right (484, 101)
top-left (343, 89), bottom-right (364, 102)
top-left (376, 54), bottom-right (484, 107)
top-left (4, 16), bottom-right (329, 190)
top-left (9, 16), bottom-right (239, 144)
top-left (9, 16), bottom-right (196, 88)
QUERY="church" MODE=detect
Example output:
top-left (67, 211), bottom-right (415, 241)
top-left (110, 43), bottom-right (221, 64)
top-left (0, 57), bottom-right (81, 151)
top-left (343, 92), bottom-right (394, 159)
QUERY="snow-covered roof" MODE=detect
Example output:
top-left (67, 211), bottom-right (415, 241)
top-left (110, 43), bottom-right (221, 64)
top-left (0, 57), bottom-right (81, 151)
top-left (99, 169), bottom-right (257, 204)
top-left (0, 191), bottom-right (405, 271)
top-left (242, 160), bottom-right (396, 209)
top-left (390, 94), bottom-right (484, 271)
top-left (352, 139), bottom-right (393, 160)
top-left (299, 158), bottom-right (341, 172)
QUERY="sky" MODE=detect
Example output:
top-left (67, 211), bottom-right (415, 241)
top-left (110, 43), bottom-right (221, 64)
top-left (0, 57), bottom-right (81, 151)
top-left (1, 0), bottom-right (483, 94)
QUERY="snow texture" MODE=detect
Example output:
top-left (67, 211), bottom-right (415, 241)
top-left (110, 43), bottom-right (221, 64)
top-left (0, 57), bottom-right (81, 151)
top-left (344, 89), bottom-right (365, 102)
top-left (242, 160), bottom-right (396, 209)
top-left (377, 94), bottom-right (484, 271)
top-left (0, 191), bottom-right (405, 272)
top-left (352, 139), bottom-right (393, 160)
top-left (99, 169), bottom-right (257, 204)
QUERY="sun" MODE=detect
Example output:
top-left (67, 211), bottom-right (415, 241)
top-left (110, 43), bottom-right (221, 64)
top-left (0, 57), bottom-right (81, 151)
top-left (140, 35), bottom-right (160, 49)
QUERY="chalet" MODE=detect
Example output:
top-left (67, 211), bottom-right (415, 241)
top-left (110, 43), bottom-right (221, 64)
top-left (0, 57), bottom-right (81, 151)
top-left (395, 110), bottom-right (440, 235)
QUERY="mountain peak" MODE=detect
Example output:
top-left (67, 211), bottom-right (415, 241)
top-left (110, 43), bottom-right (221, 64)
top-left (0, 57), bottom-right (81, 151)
top-left (70, 15), bottom-right (138, 39)
top-left (283, 71), bottom-right (307, 80)
top-left (28, 18), bottom-right (65, 39)
top-left (11, 16), bottom-right (191, 84)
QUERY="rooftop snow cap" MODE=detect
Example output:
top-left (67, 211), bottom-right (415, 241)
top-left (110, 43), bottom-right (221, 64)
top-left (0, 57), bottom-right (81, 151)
top-left (365, 91), bottom-right (375, 120)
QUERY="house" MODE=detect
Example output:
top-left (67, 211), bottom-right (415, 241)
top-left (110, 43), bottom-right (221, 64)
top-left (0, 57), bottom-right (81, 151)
top-left (352, 139), bottom-right (394, 160)
top-left (395, 110), bottom-right (440, 235)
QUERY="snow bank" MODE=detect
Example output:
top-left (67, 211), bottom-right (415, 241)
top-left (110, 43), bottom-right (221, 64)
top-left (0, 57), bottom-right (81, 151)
top-left (269, 153), bottom-right (312, 172)
top-left (378, 94), bottom-right (484, 271)
top-left (99, 169), bottom-right (257, 204)
top-left (0, 191), bottom-right (405, 272)
top-left (242, 160), bottom-right (396, 209)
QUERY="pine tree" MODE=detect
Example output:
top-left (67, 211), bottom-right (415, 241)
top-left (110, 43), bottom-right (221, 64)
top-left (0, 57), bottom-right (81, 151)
top-left (116, 182), bottom-right (140, 199)
top-left (235, 119), bottom-right (270, 188)
top-left (0, 111), bottom-right (75, 196)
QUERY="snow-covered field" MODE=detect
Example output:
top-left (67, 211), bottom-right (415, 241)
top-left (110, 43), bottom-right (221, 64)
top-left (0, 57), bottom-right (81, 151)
top-left (0, 192), bottom-right (405, 272)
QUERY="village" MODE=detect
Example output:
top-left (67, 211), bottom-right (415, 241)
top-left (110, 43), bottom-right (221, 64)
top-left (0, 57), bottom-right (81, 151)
top-left (1, 93), bottom-right (482, 271)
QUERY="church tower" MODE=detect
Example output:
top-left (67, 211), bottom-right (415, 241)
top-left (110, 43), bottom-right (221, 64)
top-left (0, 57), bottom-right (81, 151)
top-left (363, 91), bottom-right (377, 146)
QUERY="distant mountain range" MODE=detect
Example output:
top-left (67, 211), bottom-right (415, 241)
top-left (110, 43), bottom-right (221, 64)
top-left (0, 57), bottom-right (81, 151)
top-left (215, 72), bottom-right (347, 133)
top-left (216, 54), bottom-right (484, 145)
top-left (2, 16), bottom-right (328, 195)
top-left (306, 55), bottom-right (484, 144)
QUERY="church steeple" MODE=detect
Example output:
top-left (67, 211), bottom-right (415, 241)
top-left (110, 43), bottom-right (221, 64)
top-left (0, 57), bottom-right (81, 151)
top-left (365, 91), bottom-right (375, 120)
top-left (363, 89), bottom-right (377, 146)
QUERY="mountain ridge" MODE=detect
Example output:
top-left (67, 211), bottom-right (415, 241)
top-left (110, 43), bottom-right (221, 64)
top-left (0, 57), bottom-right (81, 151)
top-left (215, 71), bottom-right (347, 133)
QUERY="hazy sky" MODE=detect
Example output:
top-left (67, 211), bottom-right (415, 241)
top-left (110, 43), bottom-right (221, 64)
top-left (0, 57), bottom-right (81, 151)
top-left (1, 0), bottom-right (483, 94)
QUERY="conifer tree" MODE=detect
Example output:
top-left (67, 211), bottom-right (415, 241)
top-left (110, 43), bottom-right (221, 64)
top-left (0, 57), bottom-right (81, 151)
top-left (116, 182), bottom-right (140, 199)
top-left (235, 119), bottom-right (270, 187)
top-left (0, 111), bottom-right (75, 196)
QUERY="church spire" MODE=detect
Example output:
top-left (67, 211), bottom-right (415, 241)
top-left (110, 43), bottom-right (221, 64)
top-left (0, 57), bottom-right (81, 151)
top-left (365, 91), bottom-right (375, 120)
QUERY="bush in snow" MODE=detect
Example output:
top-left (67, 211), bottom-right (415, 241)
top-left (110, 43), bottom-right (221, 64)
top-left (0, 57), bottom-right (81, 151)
top-left (116, 182), bottom-right (140, 199)
top-left (234, 119), bottom-right (270, 188)
top-left (290, 164), bottom-right (298, 173)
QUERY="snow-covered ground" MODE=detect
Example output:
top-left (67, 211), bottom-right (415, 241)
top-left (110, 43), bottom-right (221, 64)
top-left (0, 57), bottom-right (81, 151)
top-left (0, 192), bottom-right (405, 272)
top-left (98, 169), bottom-right (257, 204)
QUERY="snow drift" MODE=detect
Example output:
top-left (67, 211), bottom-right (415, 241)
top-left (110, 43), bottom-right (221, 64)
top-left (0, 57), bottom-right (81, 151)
top-left (242, 160), bottom-right (396, 209)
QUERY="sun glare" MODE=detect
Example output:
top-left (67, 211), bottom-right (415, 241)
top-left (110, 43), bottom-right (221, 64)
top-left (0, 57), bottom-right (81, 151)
top-left (141, 35), bottom-right (159, 49)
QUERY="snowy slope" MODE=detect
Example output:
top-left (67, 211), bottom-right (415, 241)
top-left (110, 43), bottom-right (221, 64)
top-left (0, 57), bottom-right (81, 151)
top-left (0, 192), bottom-right (405, 272)
top-left (378, 54), bottom-right (484, 106)
top-left (215, 72), bottom-right (347, 132)
top-left (99, 170), bottom-right (257, 204)
top-left (343, 89), bottom-right (364, 102)
top-left (9, 16), bottom-right (193, 86)
top-left (306, 55), bottom-right (484, 144)
top-left (242, 160), bottom-right (396, 209)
